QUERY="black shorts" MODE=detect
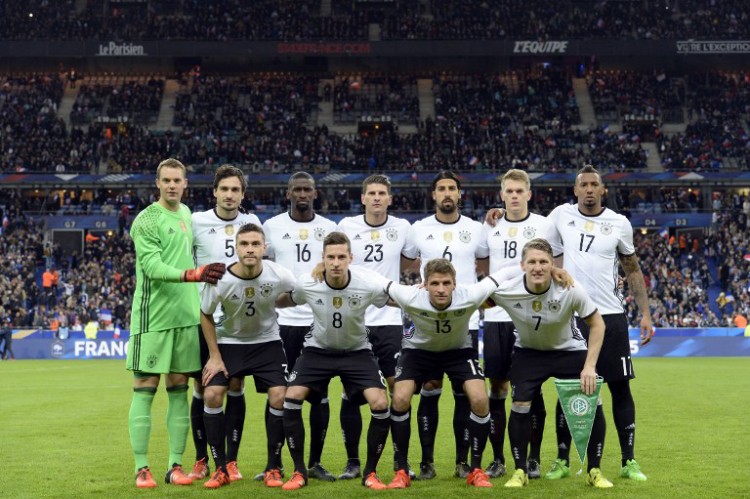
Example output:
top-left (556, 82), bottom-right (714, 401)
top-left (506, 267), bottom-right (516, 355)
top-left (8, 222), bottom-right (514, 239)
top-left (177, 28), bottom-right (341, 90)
top-left (577, 313), bottom-right (635, 382)
top-left (289, 347), bottom-right (386, 398)
top-left (280, 324), bottom-right (312, 372)
top-left (205, 340), bottom-right (288, 392)
top-left (469, 328), bottom-right (479, 355)
top-left (368, 325), bottom-right (402, 379)
top-left (191, 325), bottom-right (210, 381)
top-left (483, 321), bottom-right (516, 380)
top-left (509, 347), bottom-right (588, 402)
top-left (395, 348), bottom-right (485, 386)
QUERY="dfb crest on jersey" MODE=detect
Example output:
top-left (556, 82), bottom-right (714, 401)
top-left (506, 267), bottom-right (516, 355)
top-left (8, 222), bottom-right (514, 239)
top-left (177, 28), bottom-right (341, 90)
top-left (224, 224), bottom-right (234, 236)
top-left (508, 227), bottom-right (518, 238)
top-left (459, 230), bottom-right (471, 243)
top-left (548, 300), bottom-right (561, 312)
top-left (532, 300), bottom-right (542, 312)
top-left (314, 227), bottom-right (326, 241)
top-left (146, 354), bottom-right (158, 368)
top-left (260, 283), bottom-right (273, 297)
top-left (454, 308), bottom-right (466, 317)
top-left (333, 296), bottom-right (343, 308)
top-left (348, 294), bottom-right (362, 308)
top-left (395, 366), bottom-right (403, 378)
top-left (443, 231), bottom-right (453, 243)
top-left (584, 221), bottom-right (595, 233)
top-left (299, 228), bottom-right (309, 240)
top-left (386, 228), bottom-right (398, 241)
top-left (244, 287), bottom-right (255, 298)
top-left (523, 226), bottom-right (536, 239)
top-left (600, 222), bottom-right (613, 235)
top-left (288, 370), bottom-right (297, 382)
top-left (371, 230), bottom-right (381, 241)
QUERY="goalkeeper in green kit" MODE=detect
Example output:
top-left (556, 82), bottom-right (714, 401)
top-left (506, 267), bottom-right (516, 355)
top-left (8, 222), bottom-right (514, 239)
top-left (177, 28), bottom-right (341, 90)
top-left (126, 158), bottom-right (226, 488)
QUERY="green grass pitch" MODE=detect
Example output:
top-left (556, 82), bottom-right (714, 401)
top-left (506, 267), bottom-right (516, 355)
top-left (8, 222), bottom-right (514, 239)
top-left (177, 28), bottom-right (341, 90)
top-left (1, 357), bottom-right (746, 498)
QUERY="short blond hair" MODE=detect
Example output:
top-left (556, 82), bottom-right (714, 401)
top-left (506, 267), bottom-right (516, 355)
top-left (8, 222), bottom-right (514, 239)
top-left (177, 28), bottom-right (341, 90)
top-left (156, 158), bottom-right (186, 179)
top-left (501, 169), bottom-right (530, 191)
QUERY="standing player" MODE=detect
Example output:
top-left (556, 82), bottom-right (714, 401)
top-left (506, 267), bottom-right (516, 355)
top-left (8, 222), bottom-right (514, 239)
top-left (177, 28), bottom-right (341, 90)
top-left (401, 170), bottom-right (489, 479)
top-left (545, 165), bottom-right (652, 482)
top-left (188, 165), bottom-right (261, 482)
top-left (263, 172), bottom-right (337, 481)
top-left (335, 174), bottom-right (413, 480)
top-left (482, 169), bottom-right (557, 478)
top-left (126, 158), bottom-right (226, 488)
top-left (490, 238), bottom-right (612, 489)
top-left (386, 258), bottom-right (502, 490)
top-left (199, 224), bottom-right (294, 489)
top-left (275, 232), bottom-right (393, 491)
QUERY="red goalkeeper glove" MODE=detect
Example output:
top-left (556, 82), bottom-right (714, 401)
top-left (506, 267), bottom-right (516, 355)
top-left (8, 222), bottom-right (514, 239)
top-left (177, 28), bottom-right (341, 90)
top-left (182, 263), bottom-right (226, 284)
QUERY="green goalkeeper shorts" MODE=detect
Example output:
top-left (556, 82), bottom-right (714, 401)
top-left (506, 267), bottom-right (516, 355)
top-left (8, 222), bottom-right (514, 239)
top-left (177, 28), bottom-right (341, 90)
top-left (126, 325), bottom-right (200, 374)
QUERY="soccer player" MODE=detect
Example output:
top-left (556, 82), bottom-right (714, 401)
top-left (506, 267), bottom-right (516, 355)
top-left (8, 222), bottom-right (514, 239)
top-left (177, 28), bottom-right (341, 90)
top-left (275, 232), bottom-right (393, 491)
top-left (263, 172), bottom-right (337, 481)
top-left (126, 158), bottom-right (226, 488)
top-left (386, 258), bottom-right (504, 489)
top-left (401, 170), bottom-right (489, 479)
top-left (545, 165), bottom-right (652, 482)
top-left (199, 224), bottom-right (294, 489)
top-left (482, 169), bottom-right (558, 479)
top-left (490, 238), bottom-right (612, 489)
top-left (188, 164), bottom-right (261, 482)
top-left (335, 174), bottom-right (413, 480)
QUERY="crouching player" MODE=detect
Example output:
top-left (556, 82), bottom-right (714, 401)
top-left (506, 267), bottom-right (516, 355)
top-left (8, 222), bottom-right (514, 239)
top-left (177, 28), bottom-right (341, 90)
top-left (489, 239), bottom-right (613, 489)
top-left (199, 224), bottom-right (294, 489)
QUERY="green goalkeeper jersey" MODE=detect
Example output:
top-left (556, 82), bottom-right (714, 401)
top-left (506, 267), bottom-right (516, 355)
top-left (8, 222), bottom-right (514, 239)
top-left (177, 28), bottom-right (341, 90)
top-left (129, 202), bottom-right (199, 335)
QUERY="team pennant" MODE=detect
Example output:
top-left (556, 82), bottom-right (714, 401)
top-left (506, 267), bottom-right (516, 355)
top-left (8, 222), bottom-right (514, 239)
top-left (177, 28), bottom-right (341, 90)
top-left (554, 377), bottom-right (603, 469)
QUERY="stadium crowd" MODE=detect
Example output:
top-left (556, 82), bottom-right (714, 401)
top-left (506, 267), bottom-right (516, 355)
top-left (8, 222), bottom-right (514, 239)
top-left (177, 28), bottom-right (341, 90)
top-left (4, 67), bottom-right (750, 174)
top-left (3, 0), bottom-right (750, 41)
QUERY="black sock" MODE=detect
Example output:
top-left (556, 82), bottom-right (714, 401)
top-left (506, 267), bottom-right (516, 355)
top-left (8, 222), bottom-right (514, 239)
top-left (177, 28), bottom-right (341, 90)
top-left (507, 407), bottom-right (531, 472)
top-left (363, 408), bottom-right (390, 476)
top-left (283, 398), bottom-right (307, 475)
top-left (555, 401), bottom-right (571, 464)
top-left (203, 407), bottom-right (226, 470)
top-left (587, 405), bottom-right (606, 471)
top-left (225, 390), bottom-right (246, 462)
top-left (453, 391), bottom-right (471, 464)
top-left (417, 388), bottom-right (440, 464)
top-left (266, 405), bottom-right (285, 471)
top-left (609, 380), bottom-right (636, 465)
top-left (308, 397), bottom-right (329, 468)
top-left (468, 411), bottom-right (491, 470)
top-left (488, 395), bottom-right (506, 463)
top-left (529, 391), bottom-right (546, 462)
top-left (390, 407), bottom-right (411, 471)
top-left (340, 395), bottom-right (362, 464)
top-left (191, 391), bottom-right (208, 461)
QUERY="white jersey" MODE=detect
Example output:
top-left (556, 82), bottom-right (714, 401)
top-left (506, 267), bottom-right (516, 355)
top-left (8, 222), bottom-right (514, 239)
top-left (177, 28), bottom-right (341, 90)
top-left (263, 212), bottom-right (337, 326)
top-left (200, 260), bottom-right (295, 345)
top-left (484, 213), bottom-right (559, 322)
top-left (547, 204), bottom-right (635, 315)
top-left (192, 208), bottom-right (262, 318)
top-left (402, 214), bottom-right (489, 328)
top-left (387, 276), bottom-right (499, 352)
top-left (290, 266), bottom-right (390, 351)
top-left (490, 273), bottom-right (596, 351)
top-left (337, 214), bottom-right (411, 326)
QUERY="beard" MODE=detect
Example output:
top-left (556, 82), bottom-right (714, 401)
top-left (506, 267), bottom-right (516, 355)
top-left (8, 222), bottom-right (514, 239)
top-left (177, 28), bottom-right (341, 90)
top-left (437, 201), bottom-right (457, 215)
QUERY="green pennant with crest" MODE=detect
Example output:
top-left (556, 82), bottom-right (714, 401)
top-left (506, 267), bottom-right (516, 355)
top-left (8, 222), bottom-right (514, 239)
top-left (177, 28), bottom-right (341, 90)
top-left (554, 377), bottom-right (603, 468)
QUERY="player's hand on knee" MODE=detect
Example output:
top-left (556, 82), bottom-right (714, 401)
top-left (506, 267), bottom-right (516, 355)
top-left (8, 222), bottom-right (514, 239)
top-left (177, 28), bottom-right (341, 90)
top-left (183, 262), bottom-right (226, 284)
